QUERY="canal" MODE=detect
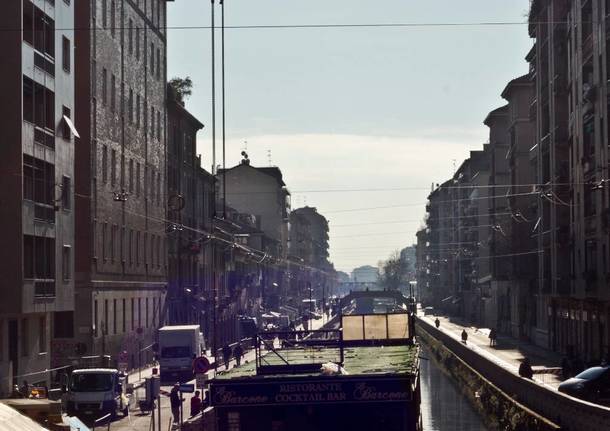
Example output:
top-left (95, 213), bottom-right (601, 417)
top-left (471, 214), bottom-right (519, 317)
top-left (420, 346), bottom-right (489, 430)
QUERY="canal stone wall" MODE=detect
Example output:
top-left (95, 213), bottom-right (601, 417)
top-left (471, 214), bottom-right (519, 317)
top-left (417, 318), bottom-right (610, 431)
top-left (417, 324), bottom-right (559, 431)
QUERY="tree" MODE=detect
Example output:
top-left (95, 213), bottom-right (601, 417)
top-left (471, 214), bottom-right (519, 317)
top-left (168, 76), bottom-right (193, 103)
top-left (378, 250), bottom-right (411, 291)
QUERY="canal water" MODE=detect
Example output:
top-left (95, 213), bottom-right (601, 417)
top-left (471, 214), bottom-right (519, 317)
top-left (420, 347), bottom-right (489, 430)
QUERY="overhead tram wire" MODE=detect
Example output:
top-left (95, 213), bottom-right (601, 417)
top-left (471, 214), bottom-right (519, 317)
top-left (0, 20), bottom-right (590, 33)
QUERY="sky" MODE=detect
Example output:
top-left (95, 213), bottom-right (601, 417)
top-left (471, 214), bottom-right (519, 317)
top-left (166, 0), bottom-right (532, 274)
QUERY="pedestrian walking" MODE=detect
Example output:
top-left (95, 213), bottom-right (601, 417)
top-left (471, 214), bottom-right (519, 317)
top-left (234, 343), bottom-right (244, 367)
top-left (561, 356), bottom-right (572, 380)
top-left (518, 357), bottom-right (534, 379)
top-left (222, 344), bottom-right (232, 370)
top-left (190, 391), bottom-right (202, 417)
top-left (488, 328), bottom-right (497, 347)
top-left (461, 329), bottom-right (468, 344)
top-left (170, 383), bottom-right (184, 425)
top-left (434, 318), bottom-right (440, 329)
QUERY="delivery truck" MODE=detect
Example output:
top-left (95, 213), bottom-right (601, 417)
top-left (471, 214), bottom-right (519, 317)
top-left (158, 325), bottom-right (205, 382)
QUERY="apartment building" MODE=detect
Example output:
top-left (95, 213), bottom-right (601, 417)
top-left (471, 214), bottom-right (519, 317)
top-left (73, 0), bottom-right (168, 368)
top-left (563, 0), bottom-right (610, 360)
top-left (501, 75), bottom-right (539, 341)
top-left (166, 83), bottom-right (208, 327)
top-left (0, 0), bottom-right (76, 390)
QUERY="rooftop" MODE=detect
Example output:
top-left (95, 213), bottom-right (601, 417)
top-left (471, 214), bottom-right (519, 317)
top-left (214, 345), bottom-right (418, 380)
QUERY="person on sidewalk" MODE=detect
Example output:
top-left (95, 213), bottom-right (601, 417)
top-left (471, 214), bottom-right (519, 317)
top-left (488, 328), bottom-right (497, 347)
top-left (222, 344), bottom-right (232, 370)
top-left (190, 390), bottom-right (202, 417)
top-left (518, 357), bottom-right (534, 379)
top-left (461, 329), bottom-right (468, 344)
top-left (170, 383), bottom-right (184, 425)
top-left (234, 343), bottom-right (244, 367)
top-left (434, 318), bottom-right (440, 328)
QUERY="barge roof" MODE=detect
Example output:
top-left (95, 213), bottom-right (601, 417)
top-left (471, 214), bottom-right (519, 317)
top-left (214, 345), bottom-right (419, 380)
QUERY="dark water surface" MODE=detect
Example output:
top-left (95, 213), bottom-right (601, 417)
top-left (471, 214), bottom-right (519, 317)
top-left (420, 347), bottom-right (489, 431)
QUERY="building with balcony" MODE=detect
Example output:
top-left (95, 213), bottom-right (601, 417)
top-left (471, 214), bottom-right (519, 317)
top-left (0, 0), bottom-right (76, 390)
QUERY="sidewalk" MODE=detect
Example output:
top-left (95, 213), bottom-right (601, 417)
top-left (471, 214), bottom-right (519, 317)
top-left (418, 313), bottom-right (564, 389)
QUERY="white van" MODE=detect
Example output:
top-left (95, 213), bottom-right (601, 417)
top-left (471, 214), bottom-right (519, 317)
top-left (64, 368), bottom-right (129, 419)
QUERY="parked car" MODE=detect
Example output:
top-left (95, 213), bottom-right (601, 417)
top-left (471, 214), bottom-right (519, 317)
top-left (558, 366), bottom-right (610, 404)
top-left (423, 307), bottom-right (435, 316)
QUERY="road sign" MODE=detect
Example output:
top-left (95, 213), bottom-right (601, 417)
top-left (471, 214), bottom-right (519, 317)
top-left (193, 356), bottom-right (211, 374)
top-left (179, 383), bottom-right (195, 393)
top-left (196, 373), bottom-right (208, 389)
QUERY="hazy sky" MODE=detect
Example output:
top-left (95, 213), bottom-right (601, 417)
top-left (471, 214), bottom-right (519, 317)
top-left (167, 0), bottom-right (532, 273)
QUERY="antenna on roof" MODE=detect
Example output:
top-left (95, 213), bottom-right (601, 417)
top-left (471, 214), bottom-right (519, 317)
top-left (267, 149), bottom-right (272, 166)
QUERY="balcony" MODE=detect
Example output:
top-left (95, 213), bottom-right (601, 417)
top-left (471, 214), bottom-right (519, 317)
top-left (34, 279), bottom-right (55, 298)
top-left (33, 202), bottom-right (55, 223)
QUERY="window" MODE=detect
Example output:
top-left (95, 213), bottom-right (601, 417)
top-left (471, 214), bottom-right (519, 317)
top-left (104, 300), bottom-right (108, 335)
top-left (53, 311), bottom-right (74, 338)
top-left (102, 145), bottom-right (108, 183)
top-left (129, 89), bottom-right (134, 123)
top-left (128, 19), bottom-right (133, 54)
top-left (136, 231), bottom-right (140, 264)
top-left (111, 224), bottom-right (117, 262)
top-left (23, 76), bottom-right (55, 132)
top-left (144, 232), bottom-right (148, 265)
top-left (131, 298), bottom-right (135, 330)
top-left (136, 94), bottom-right (141, 128)
top-left (150, 43), bottom-right (154, 71)
top-left (156, 48), bottom-right (161, 79)
top-left (94, 300), bottom-right (98, 337)
top-left (111, 149), bottom-right (116, 186)
top-left (110, 0), bottom-right (115, 37)
top-left (129, 229), bottom-right (133, 265)
top-left (23, 155), bottom-right (54, 207)
top-left (23, 235), bottom-right (55, 280)
top-left (136, 162), bottom-right (141, 195)
top-left (62, 176), bottom-right (71, 210)
top-left (145, 298), bottom-right (149, 328)
top-left (102, 0), bottom-right (107, 28)
top-left (102, 68), bottom-right (107, 105)
top-left (62, 36), bottom-right (70, 72)
top-left (23, 2), bottom-right (55, 58)
top-left (113, 299), bottom-right (117, 334)
top-left (157, 110), bottom-right (161, 140)
top-left (39, 316), bottom-right (46, 353)
top-left (151, 106), bottom-right (155, 138)
top-left (62, 106), bottom-right (72, 139)
top-left (137, 298), bottom-right (141, 328)
top-left (136, 27), bottom-right (140, 60)
top-left (21, 319), bottom-right (28, 357)
top-left (102, 222), bottom-right (107, 260)
top-left (129, 159), bottom-right (134, 193)
top-left (111, 74), bottom-right (116, 112)
top-left (122, 299), bottom-right (126, 333)
top-left (62, 245), bottom-right (71, 280)
top-left (157, 172), bottom-right (161, 206)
